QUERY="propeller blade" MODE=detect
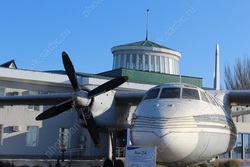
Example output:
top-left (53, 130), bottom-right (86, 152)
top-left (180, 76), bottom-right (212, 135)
top-left (88, 76), bottom-right (128, 98)
top-left (62, 52), bottom-right (80, 92)
top-left (80, 107), bottom-right (101, 147)
top-left (36, 100), bottom-right (73, 120)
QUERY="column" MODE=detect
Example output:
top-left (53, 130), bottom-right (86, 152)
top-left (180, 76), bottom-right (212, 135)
top-left (161, 57), bottom-right (165, 73)
top-left (148, 55), bottom-right (151, 71)
top-left (169, 58), bottom-right (173, 74)
top-left (130, 54), bottom-right (133, 69)
top-left (113, 55), bottom-right (116, 69)
top-left (242, 133), bottom-right (245, 159)
top-left (154, 55), bottom-right (157, 72)
top-left (142, 54), bottom-right (145, 70)
top-left (117, 54), bottom-right (121, 68)
top-left (165, 57), bottom-right (169, 74)
top-left (123, 54), bottom-right (126, 68)
top-left (136, 54), bottom-right (139, 70)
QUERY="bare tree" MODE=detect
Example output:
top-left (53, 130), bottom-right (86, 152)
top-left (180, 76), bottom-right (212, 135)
top-left (224, 56), bottom-right (250, 90)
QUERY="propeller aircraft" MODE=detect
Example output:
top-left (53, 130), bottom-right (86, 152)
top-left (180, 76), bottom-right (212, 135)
top-left (0, 49), bottom-right (250, 167)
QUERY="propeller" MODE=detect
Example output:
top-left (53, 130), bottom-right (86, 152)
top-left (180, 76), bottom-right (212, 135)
top-left (35, 51), bottom-right (128, 147)
top-left (35, 99), bottom-right (72, 120)
top-left (88, 76), bottom-right (128, 98)
top-left (62, 52), bottom-right (80, 92)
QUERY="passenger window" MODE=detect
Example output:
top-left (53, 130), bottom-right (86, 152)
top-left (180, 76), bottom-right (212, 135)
top-left (200, 91), bottom-right (209, 103)
top-left (182, 88), bottom-right (199, 100)
top-left (143, 88), bottom-right (160, 100)
top-left (160, 88), bottom-right (180, 98)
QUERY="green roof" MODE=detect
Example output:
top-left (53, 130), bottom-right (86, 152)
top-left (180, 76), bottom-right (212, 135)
top-left (47, 69), bottom-right (203, 88)
top-left (113, 40), bottom-right (176, 51)
top-left (99, 68), bottom-right (202, 87)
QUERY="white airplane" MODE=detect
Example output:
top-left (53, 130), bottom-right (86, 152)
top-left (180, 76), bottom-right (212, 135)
top-left (0, 46), bottom-right (250, 167)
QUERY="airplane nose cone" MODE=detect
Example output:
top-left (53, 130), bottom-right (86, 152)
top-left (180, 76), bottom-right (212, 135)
top-left (130, 114), bottom-right (199, 164)
top-left (130, 130), bottom-right (199, 163)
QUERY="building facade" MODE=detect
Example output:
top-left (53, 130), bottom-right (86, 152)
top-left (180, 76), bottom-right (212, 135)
top-left (111, 40), bottom-right (181, 75)
top-left (220, 106), bottom-right (250, 159)
top-left (0, 67), bottom-right (111, 159)
top-left (0, 40), bottom-right (199, 160)
top-left (0, 39), bottom-right (249, 161)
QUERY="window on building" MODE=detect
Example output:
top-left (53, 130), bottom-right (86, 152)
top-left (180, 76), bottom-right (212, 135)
top-left (160, 57), bottom-right (165, 73)
top-left (26, 126), bottom-right (39, 147)
top-left (232, 133), bottom-right (243, 159)
top-left (28, 105), bottom-right (40, 111)
top-left (220, 133), bottom-right (250, 160)
top-left (131, 54), bottom-right (137, 69)
top-left (219, 152), bottom-right (230, 159)
top-left (0, 88), bottom-right (5, 108)
top-left (150, 55), bottom-right (155, 72)
top-left (122, 54), bottom-right (126, 68)
top-left (113, 55), bottom-right (117, 69)
top-left (59, 128), bottom-right (70, 149)
top-left (113, 54), bottom-right (120, 69)
top-left (160, 88), bottom-right (180, 99)
top-left (169, 58), bottom-right (173, 74)
top-left (0, 88), bottom-right (4, 96)
top-left (0, 124), bottom-right (3, 145)
top-left (126, 54), bottom-right (130, 69)
top-left (118, 54), bottom-right (122, 68)
top-left (118, 55), bottom-right (121, 69)
top-left (244, 134), bottom-right (250, 158)
top-left (145, 55), bottom-right (149, 70)
top-left (155, 56), bottom-right (160, 72)
top-left (182, 88), bottom-right (200, 100)
top-left (172, 59), bottom-right (179, 74)
top-left (28, 91), bottom-right (40, 111)
top-left (138, 54), bottom-right (143, 70)
top-left (165, 57), bottom-right (170, 73)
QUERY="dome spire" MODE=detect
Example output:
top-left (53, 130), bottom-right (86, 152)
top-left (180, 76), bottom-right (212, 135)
top-left (145, 9), bottom-right (149, 41)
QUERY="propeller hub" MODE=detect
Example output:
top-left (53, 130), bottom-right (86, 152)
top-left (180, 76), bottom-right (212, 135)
top-left (75, 91), bottom-right (91, 107)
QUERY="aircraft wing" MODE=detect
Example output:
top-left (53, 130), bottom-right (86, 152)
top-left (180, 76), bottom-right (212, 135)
top-left (232, 109), bottom-right (250, 117)
top-left (0, 89), bottom-right (146, 106)
top-left (0, 93), bottom-right (73, 105)
top-left (228, 90), bottom-right (250, 106)
top-left (115, 90), bottom-right (146, 105)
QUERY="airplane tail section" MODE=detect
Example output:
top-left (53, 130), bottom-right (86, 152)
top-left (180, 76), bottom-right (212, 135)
top-left (214, 44), bottom-right (220, 90)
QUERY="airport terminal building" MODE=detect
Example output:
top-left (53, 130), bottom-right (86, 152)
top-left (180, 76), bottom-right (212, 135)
top-left (0, 40), bottom-right (249, 160)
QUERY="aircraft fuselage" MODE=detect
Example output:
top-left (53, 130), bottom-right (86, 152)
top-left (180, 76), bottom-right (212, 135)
top-left (130, 83), bottom-right (237, 166)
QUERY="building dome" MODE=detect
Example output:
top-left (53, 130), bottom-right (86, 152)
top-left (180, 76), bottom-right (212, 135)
top-left (111, 40), bottom-right (181, 75)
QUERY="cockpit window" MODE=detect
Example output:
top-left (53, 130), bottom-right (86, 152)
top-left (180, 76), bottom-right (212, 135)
top-left (200, 91), bottom-right (209, 103)
top-left (182, 88), bottom-right (200, 100)
top-left (160, 88), bottom-right (180, 98)
top-left (206, 93), bottom-right (218, 106)
top-left (143, 88), bottom-right (160, 100)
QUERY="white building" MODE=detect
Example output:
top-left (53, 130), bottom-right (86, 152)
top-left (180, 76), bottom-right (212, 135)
top-left (111, 40), bottom-right (181, 74)
top-left (0, 40), bottom-right (249, 161)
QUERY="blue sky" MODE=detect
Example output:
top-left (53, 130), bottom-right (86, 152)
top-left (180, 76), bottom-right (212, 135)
top-left (1, 1), bottom-right (250, 88)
